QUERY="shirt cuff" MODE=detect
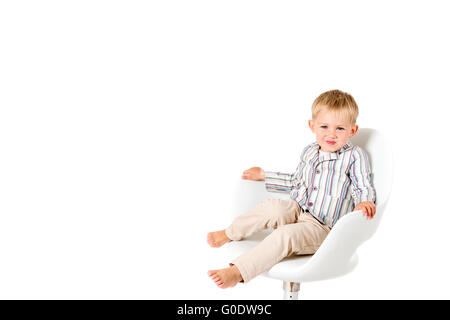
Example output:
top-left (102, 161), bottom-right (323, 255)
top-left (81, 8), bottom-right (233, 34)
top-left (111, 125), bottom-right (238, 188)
top-left (264, 171), bottom-right (293, 193)
top-left (354, 193), bottom-right (376, 205)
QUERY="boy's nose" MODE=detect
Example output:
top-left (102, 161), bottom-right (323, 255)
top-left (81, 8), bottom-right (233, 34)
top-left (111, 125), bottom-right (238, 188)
top-left (328, 130), bottom-right (337, 137)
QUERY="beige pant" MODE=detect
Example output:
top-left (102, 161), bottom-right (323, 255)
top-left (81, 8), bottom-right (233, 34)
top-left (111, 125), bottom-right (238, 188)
top-left (225, 198), bottom-right (331, 283)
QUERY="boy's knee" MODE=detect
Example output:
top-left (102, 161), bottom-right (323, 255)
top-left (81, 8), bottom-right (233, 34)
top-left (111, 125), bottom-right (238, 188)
top-left (265, 199), bottom-right (298, 226)
top-left (268, 226), bottom-right (298, 255)
top-left (272, 223), bottom-right (327, 255)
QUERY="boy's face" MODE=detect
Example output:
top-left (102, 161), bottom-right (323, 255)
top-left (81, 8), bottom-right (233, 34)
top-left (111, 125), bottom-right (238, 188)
top-left (308, 110), bottom-right (358, 152)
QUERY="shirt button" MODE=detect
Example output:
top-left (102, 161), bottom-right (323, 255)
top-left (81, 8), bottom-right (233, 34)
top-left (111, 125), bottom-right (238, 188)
top-left (316, 170), bottom-right (320, 174)
top-left (313, 187), bottom-right (318, 191)
top-left (308, 202), bottom-right (313, 207)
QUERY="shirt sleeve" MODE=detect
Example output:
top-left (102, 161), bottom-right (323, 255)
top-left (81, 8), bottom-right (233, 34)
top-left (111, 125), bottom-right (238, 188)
top-left (264, 170), bottom-right (298, 193)
top-left (264, 146), bottom-right (308, 193)
top-left (349, 146), bottom-right (376, 205)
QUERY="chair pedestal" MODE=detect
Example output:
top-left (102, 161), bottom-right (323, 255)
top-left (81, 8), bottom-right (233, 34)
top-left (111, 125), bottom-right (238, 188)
top-left (283, 281), bottom-right (300, 300)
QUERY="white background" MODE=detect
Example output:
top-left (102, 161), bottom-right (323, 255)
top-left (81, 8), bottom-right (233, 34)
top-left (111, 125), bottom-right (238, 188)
top-left (0, 0), bottom-right (449, 299)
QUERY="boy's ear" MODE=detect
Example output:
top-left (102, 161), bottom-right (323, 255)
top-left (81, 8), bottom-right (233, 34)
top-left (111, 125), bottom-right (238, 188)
top-left (308, 120), bottom-right (314, 132)
top-left (350, 124), bottom-right (359, 137)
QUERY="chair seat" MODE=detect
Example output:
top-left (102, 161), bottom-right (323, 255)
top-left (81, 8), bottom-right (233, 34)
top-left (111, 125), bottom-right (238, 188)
top-left (226, 229), bottom-right (359, 282)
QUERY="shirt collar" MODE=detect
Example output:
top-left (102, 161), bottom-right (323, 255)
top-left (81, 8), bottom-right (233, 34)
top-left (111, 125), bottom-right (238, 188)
top-left (312, 141), bottom-right (353, 161)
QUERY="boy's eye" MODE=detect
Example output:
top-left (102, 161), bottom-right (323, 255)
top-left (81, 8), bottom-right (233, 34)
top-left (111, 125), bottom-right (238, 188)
top-left (337, 127), bottom-right (345, 131)
top-left (320, 126), bottom-right (328, 129)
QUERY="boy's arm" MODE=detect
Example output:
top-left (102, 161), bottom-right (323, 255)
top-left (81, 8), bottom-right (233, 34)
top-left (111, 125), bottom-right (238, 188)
top-left (349, 147), bottom-right (377, 216)
top-left (264, 171), bottom-right (296, 193)
top-left (263, 145), bottom-right (310, 193)
top-left (243, 145), bottom-right (309, 193)
top-left (264, 159), bottom-right (304, 193)
top-left (241, 166), bottom-right (301, 193)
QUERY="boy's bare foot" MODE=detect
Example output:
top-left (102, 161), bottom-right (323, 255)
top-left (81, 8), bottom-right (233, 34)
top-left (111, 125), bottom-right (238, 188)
top-left (207, 266), bottom-right (243, 289)
top-left (207, 230), bottom-right (231, 248)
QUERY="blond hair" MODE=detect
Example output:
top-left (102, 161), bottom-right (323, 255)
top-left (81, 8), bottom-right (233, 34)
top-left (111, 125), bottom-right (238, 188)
top-left (311, 89), bottom-right (359, 125)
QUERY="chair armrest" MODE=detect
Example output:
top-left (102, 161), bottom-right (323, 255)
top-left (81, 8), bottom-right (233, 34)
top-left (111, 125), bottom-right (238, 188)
top-left (289, 208), bottom-right (382, 282)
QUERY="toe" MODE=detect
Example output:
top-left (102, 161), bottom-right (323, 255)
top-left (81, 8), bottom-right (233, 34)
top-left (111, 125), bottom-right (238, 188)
top-left (207, 270), bottom-right (216, 277)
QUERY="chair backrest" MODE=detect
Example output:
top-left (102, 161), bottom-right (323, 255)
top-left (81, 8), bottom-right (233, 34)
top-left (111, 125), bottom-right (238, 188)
top-left (350, 128), bottom-right (393, 207)
top-left (349, 128), bottom-right (393, 236)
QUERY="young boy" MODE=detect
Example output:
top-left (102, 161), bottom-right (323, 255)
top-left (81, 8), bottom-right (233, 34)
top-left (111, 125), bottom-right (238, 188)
top-left (207, 89), bottom-right (376, 289)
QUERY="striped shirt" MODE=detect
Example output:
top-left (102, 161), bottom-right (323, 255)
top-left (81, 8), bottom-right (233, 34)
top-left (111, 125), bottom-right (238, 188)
top-left (265, 141), bottom-right (376, 228)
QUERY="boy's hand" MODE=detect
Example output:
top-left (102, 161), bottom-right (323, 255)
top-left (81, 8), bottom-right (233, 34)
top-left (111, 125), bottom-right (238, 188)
top-left (242, 167), bottom-right (265, 181)
top-left (355, 201), bottom-right (376, 219)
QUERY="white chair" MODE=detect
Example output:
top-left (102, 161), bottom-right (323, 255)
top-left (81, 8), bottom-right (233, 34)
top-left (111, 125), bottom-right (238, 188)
top-left (226, 128), bottom-right (393, 299)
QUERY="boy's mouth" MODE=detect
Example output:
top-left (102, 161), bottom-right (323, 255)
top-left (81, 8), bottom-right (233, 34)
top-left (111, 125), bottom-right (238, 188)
top-left (326, 140), bottom-right (336, 145)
